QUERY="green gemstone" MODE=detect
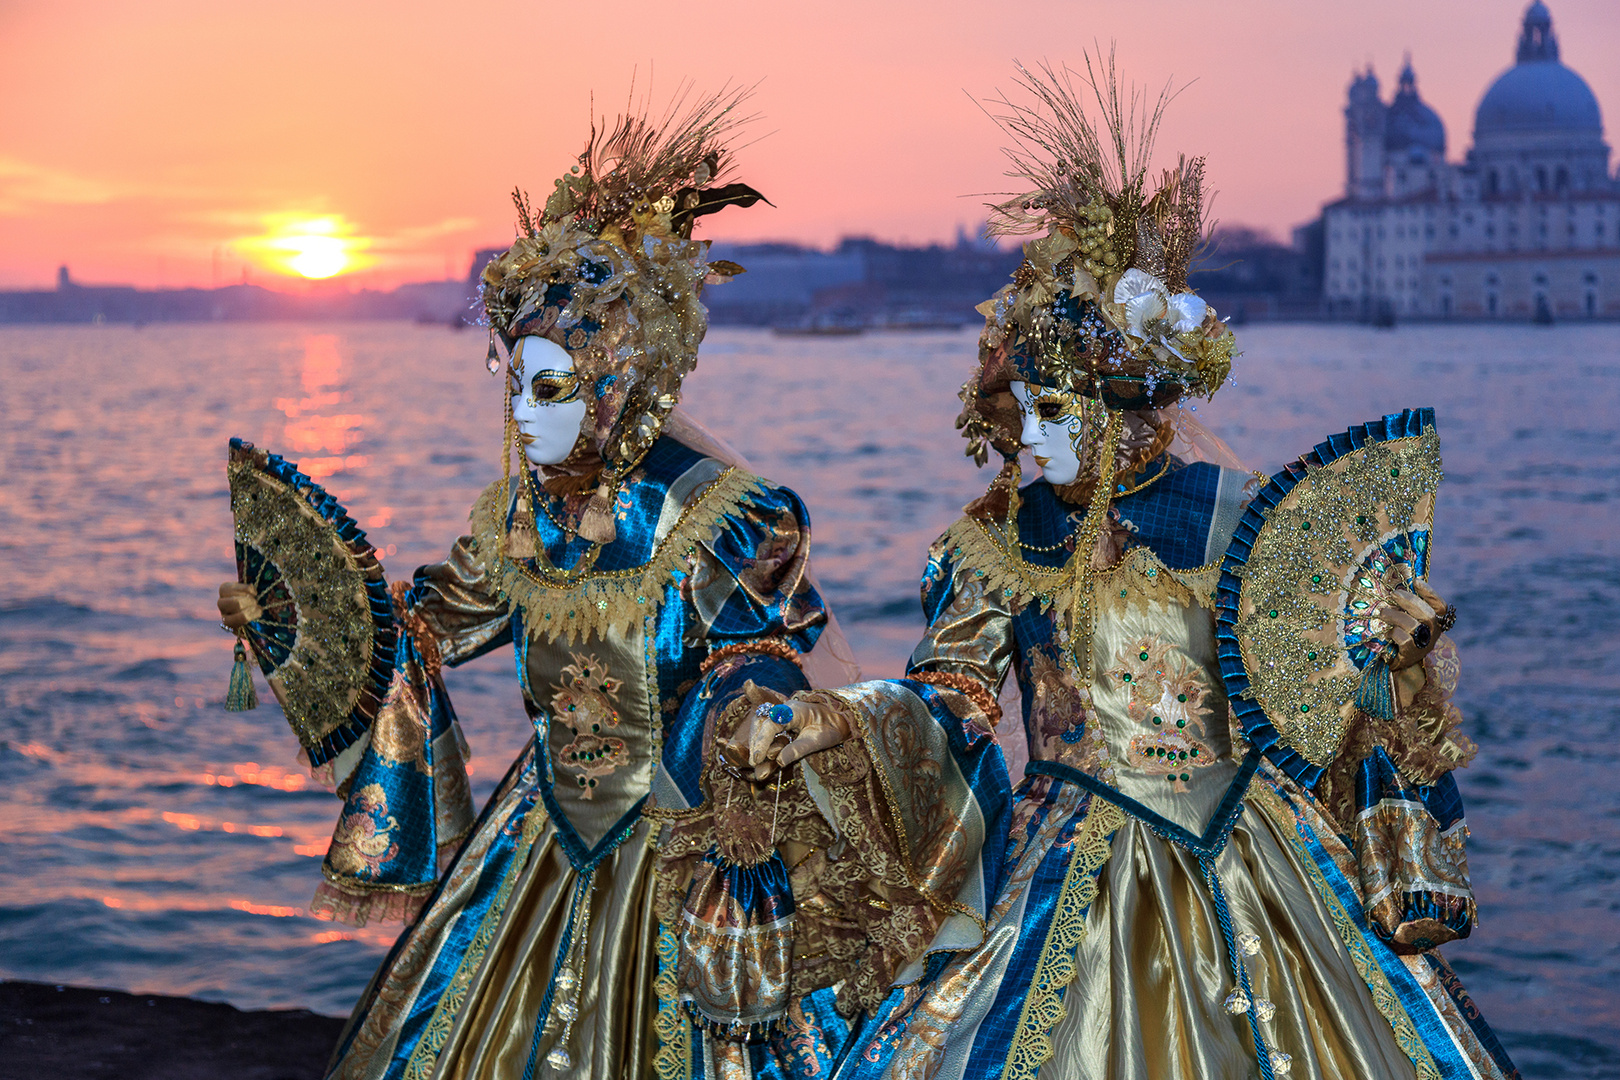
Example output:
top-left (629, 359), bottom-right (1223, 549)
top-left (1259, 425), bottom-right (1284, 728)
top-left (1301, 521), bottom-right (1311, 531)
top-left (1167, 775), bottom-right (1176, 783)
top-left (1269, 609), bottom-right (1279, 618)
top-left (1307, 651), bottom-right (1317, 661)
top-left (1177, 718), bottom-right (1186, 728)
top-left (1120, 588), bottom-right (1129, 597)
top-left (1300, 704), bottom-right (1311, 713)
top-left (1139, 651), bottom-right (1149, 661)
top-left (1180, 772), bottom-right (1190, 782)
top-left (1177, 693), bottom-right (1187, 702)
top-left (1122, 673), bottom-right (1132, 682)
top-left (1357, 515), bottom-right (1367, 524)
top-left (1153, 716), bottom-right (1162, 725)
top-left (1311, 574), bottom-right (1322, 584)
top-left (1390, 467), bottom-right (1400, 477)
top-left (1191, 748), bottom-right (1200, 757)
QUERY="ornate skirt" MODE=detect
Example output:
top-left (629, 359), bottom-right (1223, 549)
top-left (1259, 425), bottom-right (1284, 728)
top-left (324, 747), bottom-right (666, 1080)
top-left (838, 762), bottom-right (1519, 1080)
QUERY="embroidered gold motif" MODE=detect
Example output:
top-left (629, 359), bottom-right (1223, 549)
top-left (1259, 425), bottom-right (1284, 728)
top-left (1026, 648), bottom-right (1115, 782)
top-left (551, 652), bottom-right (628, 799)
top-left (325, 783), bottom-right (400, 877)
top-left (1109, 635), bottom-right (1216, 792)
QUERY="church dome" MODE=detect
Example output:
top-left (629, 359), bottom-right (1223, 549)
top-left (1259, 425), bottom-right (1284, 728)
top-left (1474, 2), bottom-right (1603, 138)
top-left (1386, 61), bottom-right (1446, 156)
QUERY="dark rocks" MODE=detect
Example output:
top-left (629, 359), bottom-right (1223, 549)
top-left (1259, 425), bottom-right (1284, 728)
top-left (0, 980), bottom-right (345, 1080)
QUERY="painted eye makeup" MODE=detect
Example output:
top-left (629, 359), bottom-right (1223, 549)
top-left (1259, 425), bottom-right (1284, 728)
top-left (1031, 393), bottom-right (1073, 422)
top-left (526, 369), bottom-right (581, 406)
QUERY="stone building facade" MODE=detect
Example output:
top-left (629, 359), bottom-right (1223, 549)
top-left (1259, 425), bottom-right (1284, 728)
top-left (1322, 2), bottom-right (1619, 320)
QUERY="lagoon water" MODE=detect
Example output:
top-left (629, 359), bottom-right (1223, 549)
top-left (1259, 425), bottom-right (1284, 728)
top-left (1, 321), bottom-right (1617, 1076)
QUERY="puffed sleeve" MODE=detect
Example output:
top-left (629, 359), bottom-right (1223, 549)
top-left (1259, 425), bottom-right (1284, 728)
top-left (307, 484), bottom-right (515, 926)
top-left (1313, 636), bottom-right (1479, 953)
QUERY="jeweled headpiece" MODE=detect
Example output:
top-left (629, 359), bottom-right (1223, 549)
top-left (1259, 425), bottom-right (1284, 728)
top-left (958, 57), bottom-right (1236, 473)
top-left (480, 86), bottom-right (764, 543)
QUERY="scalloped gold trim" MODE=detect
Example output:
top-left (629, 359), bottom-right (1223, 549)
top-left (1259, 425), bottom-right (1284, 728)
top-left (1002, 798), bottom-right (1124, 1080)
top-left (468, 467), bottom-right (763, 644)
top-left (652, 924), bottom-right (692, 1080)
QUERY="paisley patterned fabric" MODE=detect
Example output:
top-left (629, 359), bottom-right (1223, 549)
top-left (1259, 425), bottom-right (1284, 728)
top-left (311, 435), bottom-right (850, 1080)
top-left (801, 465), bottom-right (1520, 1080)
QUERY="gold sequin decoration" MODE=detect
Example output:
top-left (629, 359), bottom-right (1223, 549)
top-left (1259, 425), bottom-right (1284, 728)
top-left (228, 460), bottom-right (375, 753)
top-left (1231, 426), bottom-right (1443, 766)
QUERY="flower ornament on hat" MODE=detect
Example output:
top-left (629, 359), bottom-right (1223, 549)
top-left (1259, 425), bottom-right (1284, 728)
top-left (480, 86), bottom-right (766, 548)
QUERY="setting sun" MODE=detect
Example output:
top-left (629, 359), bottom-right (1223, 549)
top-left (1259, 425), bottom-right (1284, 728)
top-left (242, 214), bottom-right (369, 280)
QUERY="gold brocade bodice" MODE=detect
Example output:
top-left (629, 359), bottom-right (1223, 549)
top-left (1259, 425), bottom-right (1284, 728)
top-left (1073, 552), bottom-right (1239, 836)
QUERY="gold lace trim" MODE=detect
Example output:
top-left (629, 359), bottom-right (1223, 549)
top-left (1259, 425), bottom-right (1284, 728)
top-left (402, 799), bottom-right (551, 1080)
top-left (469, 467), bottom-right (763, 644)
top-left (939, 515), bottom-right (1075, 614)
top-left (1095, 547), bottom-right (1223, 616)
top-left (1248, 780), bottom-right (1442, 1080)
top-left (652, 924), bottom-right (692, 1080)
top-left (1002, 798), bottom-right (1124, 1080)
top-left (941, 516), bottom-right (1224, 620)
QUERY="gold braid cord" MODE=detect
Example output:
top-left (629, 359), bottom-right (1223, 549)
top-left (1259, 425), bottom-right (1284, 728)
top-left (699, 638), bottom-right (803, 677)
top-left (1001, 798), bottom-right (1125, 1080)
top-left (468, 467), bottom-right (763, 644)
top-left (910, 671), bottom-right (1002, 734)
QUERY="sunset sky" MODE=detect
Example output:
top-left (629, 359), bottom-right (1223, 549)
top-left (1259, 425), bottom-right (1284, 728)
top-left (2, 0), bottom-right (1617, 290)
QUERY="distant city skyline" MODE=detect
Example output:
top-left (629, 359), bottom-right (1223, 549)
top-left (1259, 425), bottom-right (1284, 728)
top-left (1, 0), bottom-right (1617, 291)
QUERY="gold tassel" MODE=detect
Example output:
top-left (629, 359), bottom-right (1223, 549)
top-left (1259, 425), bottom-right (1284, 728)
top-left (226, 639), bottom-right (258, 711)
top-left (506, 487), bottom-right (539, 559)
top-left (577, 477), bottom-right (619, 544)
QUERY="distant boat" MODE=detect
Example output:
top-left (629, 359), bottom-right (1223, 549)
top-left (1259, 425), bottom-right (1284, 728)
top-left (879, 310), bottom-right (968, 331)
top-left (772, 314), bottom-right (866, 336)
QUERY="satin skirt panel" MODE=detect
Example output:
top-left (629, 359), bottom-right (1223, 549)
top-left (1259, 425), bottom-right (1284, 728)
top-left (323, 749), bottom-right (660, 1080)
top-left (440, 821), bottom-right (658, 1080)
top-left (1043, 809), bottom-right (1416, 1080)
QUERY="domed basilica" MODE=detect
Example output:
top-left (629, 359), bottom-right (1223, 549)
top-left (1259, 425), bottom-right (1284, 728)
top-left (1322, 2), bottom-right (1617, 319)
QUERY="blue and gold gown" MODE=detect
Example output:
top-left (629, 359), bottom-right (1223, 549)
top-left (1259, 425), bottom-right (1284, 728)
top-left (313, 435), bottom-right (850, 1080)
top-left (786, 458), bottom-right (1520, 1080)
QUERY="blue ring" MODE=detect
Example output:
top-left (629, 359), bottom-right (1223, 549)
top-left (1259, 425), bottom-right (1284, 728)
top-left (767, 703), bottom-right (794, 725)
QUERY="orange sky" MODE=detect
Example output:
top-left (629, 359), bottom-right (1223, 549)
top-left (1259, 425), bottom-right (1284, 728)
top-left (1, 0), bottom-right (1617, 290)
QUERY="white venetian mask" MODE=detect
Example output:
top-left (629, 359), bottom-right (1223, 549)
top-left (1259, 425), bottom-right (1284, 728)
top-left (1010, 380), bottom-right (1089, 486)
top-left (510, 335), bottom-right (589, 467)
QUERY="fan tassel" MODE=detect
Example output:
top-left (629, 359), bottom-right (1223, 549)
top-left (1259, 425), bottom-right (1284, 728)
top-left (226, 639), bottom-right (259, 712)
top-left (1354, 656), bottom-right (1396, 720)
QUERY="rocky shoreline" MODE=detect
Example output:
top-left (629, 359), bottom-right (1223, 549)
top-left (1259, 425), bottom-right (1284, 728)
top-left (1, 980), bottom-right (345, 1079)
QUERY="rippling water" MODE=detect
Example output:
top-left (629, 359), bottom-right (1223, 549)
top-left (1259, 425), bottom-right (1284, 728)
top-left (1, 322), bottom-right (1616, 1076)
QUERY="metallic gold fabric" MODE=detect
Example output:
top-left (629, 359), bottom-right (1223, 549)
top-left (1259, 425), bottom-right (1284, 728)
top-left (1043, 811), bottom-right (1417, 1079)
top-left (438, 823), bottom-right (660, 1080)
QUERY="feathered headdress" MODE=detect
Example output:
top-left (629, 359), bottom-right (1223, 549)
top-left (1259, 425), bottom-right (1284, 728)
top-left (481, 85), bottom-right (766, 544)
top-left (959, 55), bottom-right (1236, 477)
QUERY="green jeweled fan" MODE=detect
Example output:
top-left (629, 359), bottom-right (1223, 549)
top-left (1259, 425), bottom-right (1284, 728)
top-left (1216, 409), bottom-right (1442, 787)
top-left (226, 438), bottom-right (396, 766)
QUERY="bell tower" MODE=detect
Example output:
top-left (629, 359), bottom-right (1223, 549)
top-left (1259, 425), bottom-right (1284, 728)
top-left (1345, 68), bottom-right (1387, 200)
